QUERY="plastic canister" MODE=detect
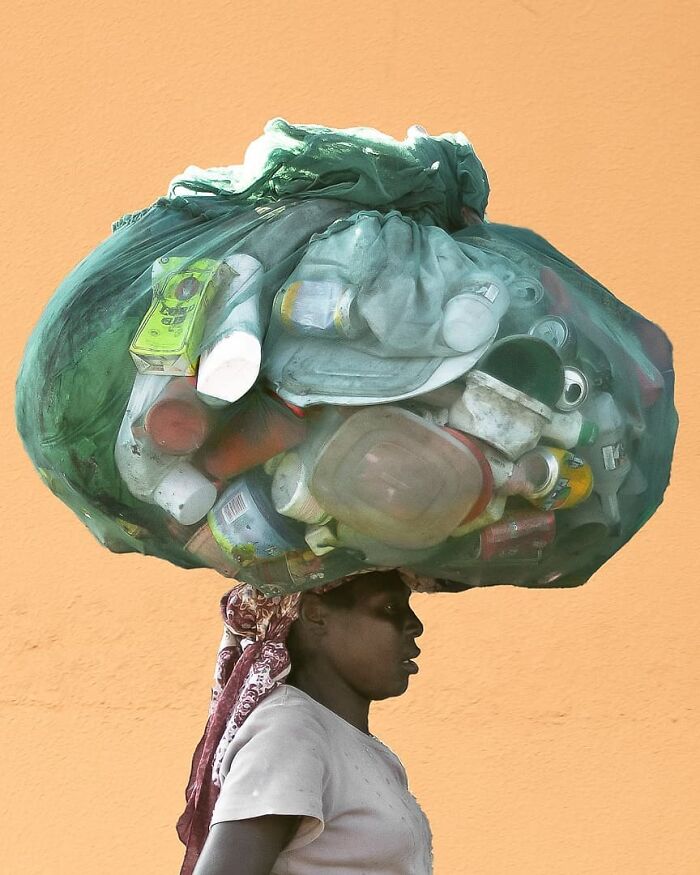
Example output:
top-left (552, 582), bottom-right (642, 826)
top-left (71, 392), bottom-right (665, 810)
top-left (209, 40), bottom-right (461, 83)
top-left (114, 372), bottom-right (218, 524)
top-left (142, 376), bottom-right (212, 454)
top-left (441, 276), bottom-right (510, 353)
top-left (309, 406), bottom-right (493, 549)
top-left (197, 253), bottom-right (265, 405)
top-left (273, 279), bottom-right (367, 339)
top-left (271, 451), bottom-right (332, 525)
top-left (448, 370), bottom-right (552, 460)
top-left (202, 390), bottom-right (308, 480)
top-left (208, 470), bottom-right (306, 562)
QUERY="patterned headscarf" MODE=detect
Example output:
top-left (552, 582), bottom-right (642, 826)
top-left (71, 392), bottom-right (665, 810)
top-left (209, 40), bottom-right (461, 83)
top-left (177, 570), bottom-right (439, 875)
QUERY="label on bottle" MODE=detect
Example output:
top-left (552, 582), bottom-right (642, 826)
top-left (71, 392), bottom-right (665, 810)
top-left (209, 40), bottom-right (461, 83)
top-left (222, 490), bottom-right (248, 524)
top-left (602, 441), bottom-right (626, 471)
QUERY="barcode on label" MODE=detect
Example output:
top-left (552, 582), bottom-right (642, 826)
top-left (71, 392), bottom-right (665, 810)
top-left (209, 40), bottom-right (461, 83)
top-left (222, 491), bottom-right (248, 524)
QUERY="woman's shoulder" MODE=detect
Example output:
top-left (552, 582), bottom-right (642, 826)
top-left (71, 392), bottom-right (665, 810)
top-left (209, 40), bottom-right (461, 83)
top-left (239, 683), bottom-right (331, 739)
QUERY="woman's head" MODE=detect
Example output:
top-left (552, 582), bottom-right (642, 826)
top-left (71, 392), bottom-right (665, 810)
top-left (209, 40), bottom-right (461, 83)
top-left (287, 569), bottom-right (424, 701)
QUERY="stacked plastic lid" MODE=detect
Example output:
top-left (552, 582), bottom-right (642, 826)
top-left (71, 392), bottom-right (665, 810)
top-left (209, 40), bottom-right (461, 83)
top-left (15, 121), bottom-right (677, 597)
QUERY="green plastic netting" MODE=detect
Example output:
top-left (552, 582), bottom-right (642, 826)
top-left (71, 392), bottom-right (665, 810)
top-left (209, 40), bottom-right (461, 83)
top-left (15, 120), bottom-right (676, 596)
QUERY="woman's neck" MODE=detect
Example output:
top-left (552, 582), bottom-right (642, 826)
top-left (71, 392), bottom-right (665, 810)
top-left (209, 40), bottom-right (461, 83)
top-left (286, 666), bottom-right (372, 735)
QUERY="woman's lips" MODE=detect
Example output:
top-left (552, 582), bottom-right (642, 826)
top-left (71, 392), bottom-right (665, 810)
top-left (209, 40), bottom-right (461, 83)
top-left (401, 659), bottom-right (419, 674)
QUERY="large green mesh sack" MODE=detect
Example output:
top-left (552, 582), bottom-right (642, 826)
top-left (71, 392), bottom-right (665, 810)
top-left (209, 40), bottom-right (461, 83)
top-left (15, 120), bottom-right (676, 596)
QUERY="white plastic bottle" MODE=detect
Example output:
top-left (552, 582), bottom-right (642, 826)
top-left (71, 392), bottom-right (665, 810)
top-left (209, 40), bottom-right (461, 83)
top-left (441, 274), bottom-right (511, 353)
top-left (196, 253), bottom-right (264, 405)
top-left (540, 410), bottom-right (598, 449)
top-left (115, 373), bottom-right (218, 524)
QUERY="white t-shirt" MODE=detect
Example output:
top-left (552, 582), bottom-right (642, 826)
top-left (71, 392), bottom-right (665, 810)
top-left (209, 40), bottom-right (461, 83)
top-left (210, 683), bottom-right (433, 874)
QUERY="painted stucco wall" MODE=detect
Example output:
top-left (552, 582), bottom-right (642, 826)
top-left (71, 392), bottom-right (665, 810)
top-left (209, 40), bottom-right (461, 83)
top-left (4, 1), bottom-right (698, 872)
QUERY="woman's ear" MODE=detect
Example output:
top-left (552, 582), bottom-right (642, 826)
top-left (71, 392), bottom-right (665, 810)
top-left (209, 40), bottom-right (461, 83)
top-left (297, 593), bottom-right (328, 628)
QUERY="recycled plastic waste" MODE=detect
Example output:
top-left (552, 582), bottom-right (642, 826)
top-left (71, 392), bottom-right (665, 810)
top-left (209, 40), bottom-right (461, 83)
top-left (15, 119), bottom-right (677, 596)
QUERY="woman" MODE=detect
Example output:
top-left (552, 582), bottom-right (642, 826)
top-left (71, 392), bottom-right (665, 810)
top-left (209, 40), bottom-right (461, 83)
top-left (178, 569), bottom-right (432, 875)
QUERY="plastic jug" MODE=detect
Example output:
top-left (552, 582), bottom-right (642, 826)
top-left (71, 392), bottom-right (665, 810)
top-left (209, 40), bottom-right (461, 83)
top-left (308, 406), bottom-right (493, 549)
top-left (114, 373), bottom-right (218, 524)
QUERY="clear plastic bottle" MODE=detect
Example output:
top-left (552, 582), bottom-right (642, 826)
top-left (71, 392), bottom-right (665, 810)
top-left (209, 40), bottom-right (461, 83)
top-left (578, 391), bottom-right (632, 526)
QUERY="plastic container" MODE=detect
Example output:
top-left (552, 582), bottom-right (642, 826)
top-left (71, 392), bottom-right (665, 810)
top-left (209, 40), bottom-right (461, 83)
top-left (540, 410), bottom-right (598, 449)
top-left (441, 275), bottom-right (510, 353)
top-left (309, 406), bottom-right (493, 549)
top-left (197, 253), bottom-right (265, 405)
top-left (273, 279), bottom-right (367, 339)
top-left (271, 451), bottom-right (332, 524)
top-left (578, 391), bottom-right (631, 527)
top-left (477, 335), bottom-right (565, 408)
top-left (142, 376), bottom-right (212, 454)
top-left (208, 470), bottom-right (306, 561)
top-left (449, 370), bottom-right (553, 460)
top-left (130, 256), bottom-right (233, 376)
top-left (202, 390), bottom-right (308, 480)
top-left (114, 373), bottom-right (218, 524)
top-left (449, 494), bottom-right (507, 537)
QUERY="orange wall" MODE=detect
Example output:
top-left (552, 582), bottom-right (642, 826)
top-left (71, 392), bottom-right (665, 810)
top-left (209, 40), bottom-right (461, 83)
top-left (4, 2), bottom-right (698, 873)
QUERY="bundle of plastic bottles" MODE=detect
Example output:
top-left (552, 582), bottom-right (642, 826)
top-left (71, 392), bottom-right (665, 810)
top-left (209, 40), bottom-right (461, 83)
top-left (15, 120), bottom-right (677, 597)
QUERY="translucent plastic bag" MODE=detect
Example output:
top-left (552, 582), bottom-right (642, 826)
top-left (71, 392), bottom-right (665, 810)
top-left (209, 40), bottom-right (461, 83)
top-left (15, 121), bottom-right (677, 596)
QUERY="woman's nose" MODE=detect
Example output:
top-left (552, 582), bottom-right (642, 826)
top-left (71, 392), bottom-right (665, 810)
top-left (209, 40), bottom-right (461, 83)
top-left (406, 610), bottom-right (424, 638)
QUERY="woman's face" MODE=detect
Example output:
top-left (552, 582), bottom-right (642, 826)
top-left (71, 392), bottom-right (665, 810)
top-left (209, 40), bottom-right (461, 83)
top-left (322, 571), bottom-right (424, 701)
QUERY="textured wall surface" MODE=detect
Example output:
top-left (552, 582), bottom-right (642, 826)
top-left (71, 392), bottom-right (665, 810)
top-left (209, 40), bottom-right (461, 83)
top-left (3, 1), bottom-right (698, 873)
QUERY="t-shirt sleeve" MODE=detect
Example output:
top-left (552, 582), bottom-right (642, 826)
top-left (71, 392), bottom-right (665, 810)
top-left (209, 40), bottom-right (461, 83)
top-left (210, 697), bottom-right (329, 850)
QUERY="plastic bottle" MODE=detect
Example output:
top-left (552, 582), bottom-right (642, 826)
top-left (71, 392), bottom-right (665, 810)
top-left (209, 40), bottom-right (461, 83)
top-left (202, 390), bottom-right (308, 480)
top-left (578, 391), bottom-right (631, 526)
top-left (114, 373), bottom-right (218, 525)
top-left (141, 376), bottom-right (213, 454)
top-left (271, 451), bottom-right (332, 525)
top-left (540, 410), bottom-right (598, 449)
top-left (441, 275), bottom-right (510, 353)
top-left (273, 279), bottom-right (367, 339)
top-left (196, 253), bottom-right (265, 405)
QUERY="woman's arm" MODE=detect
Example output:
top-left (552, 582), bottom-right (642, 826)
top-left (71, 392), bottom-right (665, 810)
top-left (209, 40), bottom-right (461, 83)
top-left (192, 814), bottom-right (302, 875)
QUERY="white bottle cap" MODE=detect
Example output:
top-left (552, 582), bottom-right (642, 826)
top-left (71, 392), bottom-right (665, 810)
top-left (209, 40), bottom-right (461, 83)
top-left (271, 452), bottom-right (331, 525)
top-left (197, 330), bottom-right (262, 404)
top-left (153, 462), bottom-right (218, 525)
top-left (442, 294), bottom-right (500, 352)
